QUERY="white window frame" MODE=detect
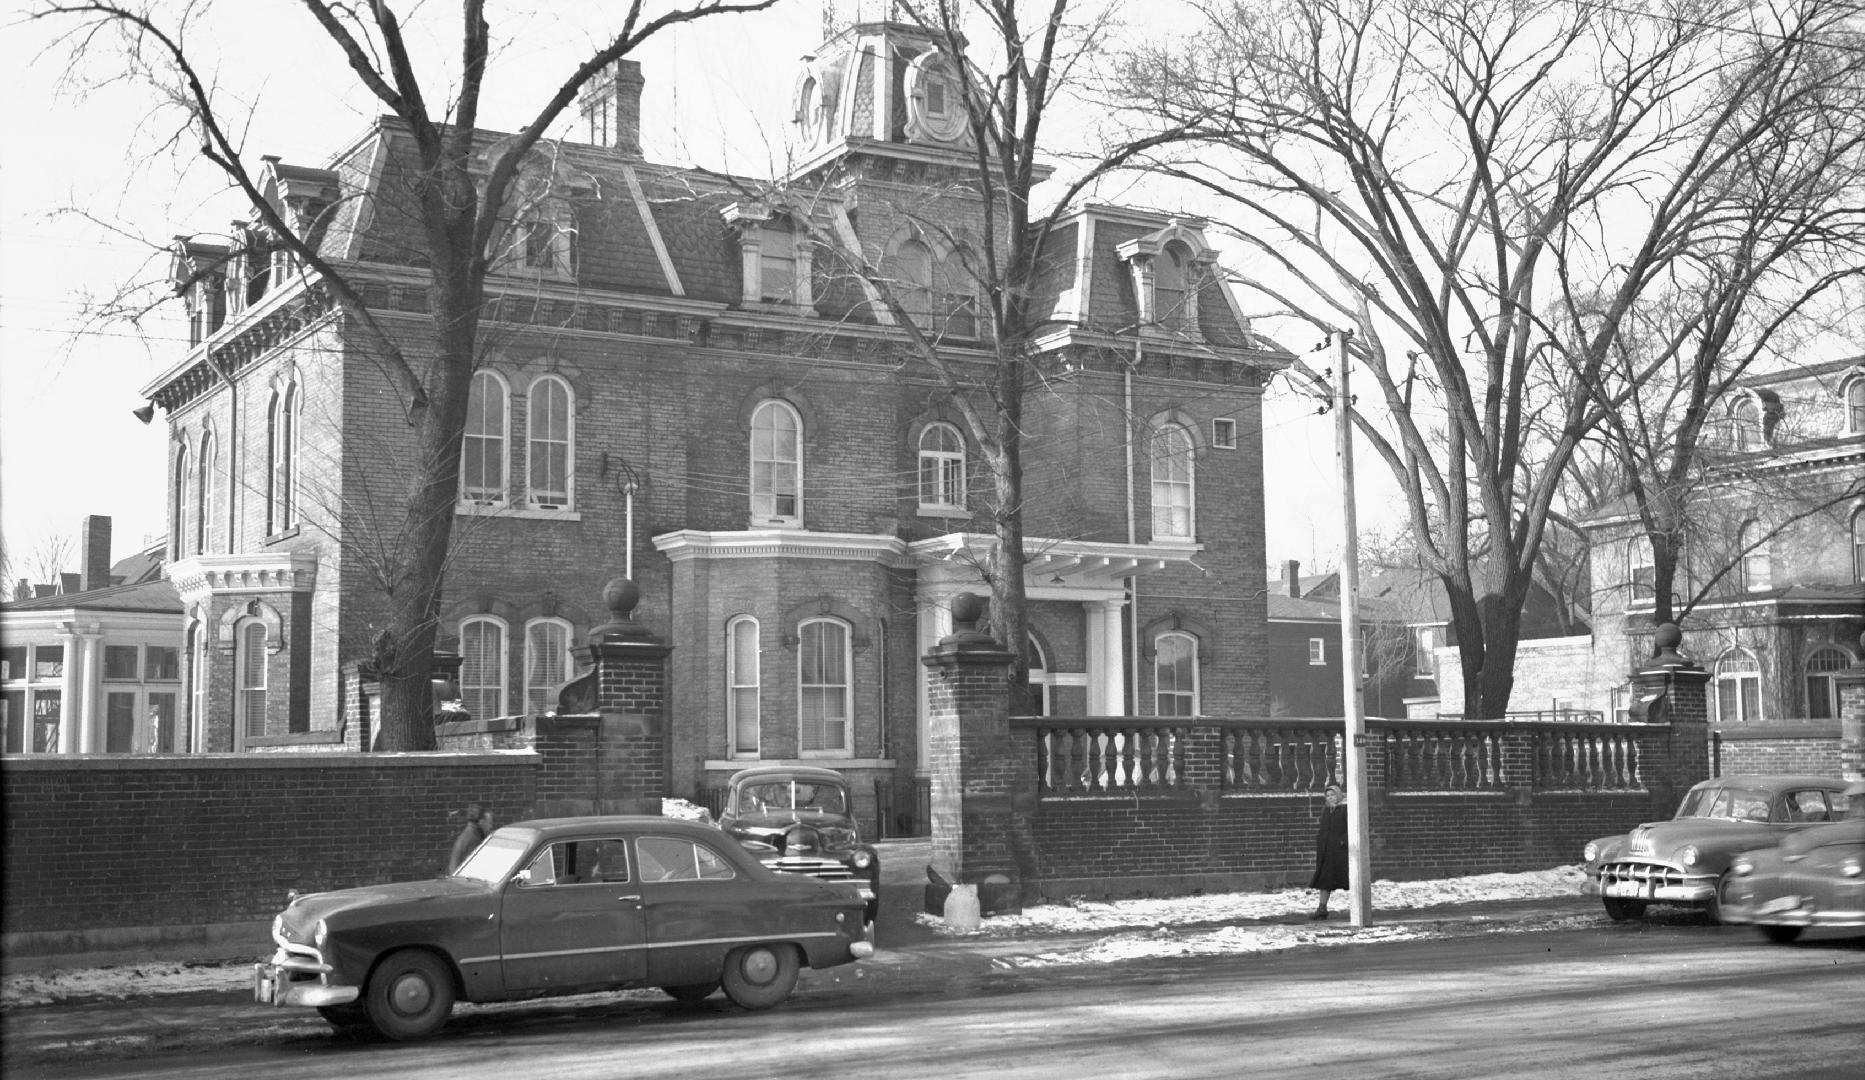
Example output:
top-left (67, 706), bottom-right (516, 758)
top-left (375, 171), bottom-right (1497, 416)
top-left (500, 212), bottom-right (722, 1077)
top-left (236, 619), bottom-right (268, 743)
top-left (523, 617), bottom-right (574, 716)
top-left (1414, 627), bottom-right (1437, 677)
top-left (1852, 509), bottom-right (1865, 585)
top-left (1150, 422), bottom-right (1196, 540)
top-left (759, 224), bottom-right (798, 304)
top-left (1154, 631), bottom-right (1199, 717)
top-left (268, 386), bottom-right (299, 535)
top-left (1805, 647), bottom-right (1850, 721)
top-left (750, 400), bottom-right (802, 526)
top-left (727, 616), bottom-right (761, 758)
top-left (797, 617), bottom-right (851, 757)
top-left (918, 422), bottom-right (967, 511)
top-left (1155, 241), bottom-right (1191, 331)
top-left (1731, 397), bottom-right (1763, 450)
top-left (1026, 637), bottom-right (1052, 717)
top-left (460, 616), bottom-right (509, 721)
top-left (1211, 418), bottom-right (1237, 450)
top-left (1715, 649), bottom-right (1762, 724)
top-left (197, 429), bottom-right (216, 555)
top-left (172, 442), bottom-right (191, 562)
top-left (1628, 537), bottom-right (1656, 601)
top-left (1309, 637), bottom-right (1327, 666)
top-left (526, 375), bottom-right (575, 510)
top-left (462, 371), bottom-right (510, 507)
top-left (1738, 519), bottom-right (1771, 592)
top-left (1844, 378), bottom-right (1865, 435)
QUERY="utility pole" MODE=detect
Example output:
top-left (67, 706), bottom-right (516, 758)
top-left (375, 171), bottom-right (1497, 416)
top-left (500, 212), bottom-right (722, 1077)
top-left (1334, 328), bottom-right (1373, 927)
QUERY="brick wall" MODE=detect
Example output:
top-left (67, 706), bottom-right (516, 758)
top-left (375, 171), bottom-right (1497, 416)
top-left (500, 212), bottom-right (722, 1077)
top-left (1, 753), bottom-right (536, 946)
top-left (1712, 722), bottom-right (1846, 777)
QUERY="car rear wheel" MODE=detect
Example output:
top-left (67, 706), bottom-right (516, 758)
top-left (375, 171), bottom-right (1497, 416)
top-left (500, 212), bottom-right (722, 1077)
top-left (1602, 897), bottom-right (1647, 921)
top-left (661, 981), bottom-right (720, 1004)
top-left (720, 943), bottom-right (799, 1010)
top-left (364, 949), bottom-right (455, 1041)
top-left (1760, 924), bottom-right (1804, 944)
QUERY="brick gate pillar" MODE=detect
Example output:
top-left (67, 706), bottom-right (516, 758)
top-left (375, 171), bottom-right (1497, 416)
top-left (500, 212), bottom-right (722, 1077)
top-left (922, 593), bottom-right (1031, 914)
top-left (1833, 631), bottom-right (1865, 782)
top-left (558, 576), bottom-right (672, 810)
top-left (1628, 622), bottom-right (1712, 811)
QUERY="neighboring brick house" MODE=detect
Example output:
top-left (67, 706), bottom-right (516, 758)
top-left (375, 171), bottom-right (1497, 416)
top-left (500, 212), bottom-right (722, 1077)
top-left (136, 16), bottom-right (1292, 801)
top-left (1583, 356), bottom-right (1865, 724)
top-left (1, 516), bottom-right (182, 754)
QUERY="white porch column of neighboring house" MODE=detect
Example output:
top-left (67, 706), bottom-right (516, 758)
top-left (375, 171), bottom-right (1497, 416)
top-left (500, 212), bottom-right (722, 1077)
top-left (1087, 597), bottom-right (1127, 715)
top-left (915, 592), bottom-right (955, 777)
top-left (77, 627), bottom-right (102, 753)
top-left (55, 622), bottom-right (102, 753)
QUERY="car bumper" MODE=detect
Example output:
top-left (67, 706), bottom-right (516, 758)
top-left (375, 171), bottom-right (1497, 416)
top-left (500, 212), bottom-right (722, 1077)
top-left (1720, 874), bottom-right (1865, 928)
top-left (1583, 875), bottom-right (1716, 903)
top-left (253, 949), bottom-right (360, 1008)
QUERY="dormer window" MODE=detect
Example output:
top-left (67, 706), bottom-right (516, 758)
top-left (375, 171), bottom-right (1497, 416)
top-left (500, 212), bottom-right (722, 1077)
top-left (518, 217), bottom-right (575, 276)
top-left (904, 50), bottom-right (968, 145)
top-left (1117, 223), bottom-right (1216, 341)
top-left (1845, 376), bottom-right (1865, 434)
top-left (885, 234), bottom-right (978, 339)
top-left (1731, 397), bottom-right (1763, 450)
top-left (723, 202), bottom-right (815, 311)
top-left (1156, 242), bottom-right (1191, 331)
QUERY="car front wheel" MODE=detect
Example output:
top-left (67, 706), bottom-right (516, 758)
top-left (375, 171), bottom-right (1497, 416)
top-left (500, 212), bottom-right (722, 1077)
top-left (720, 943), bottom-right (799, 1010)
top-left (1702, 875), bottom-right (1726, 925)
top-left (1602, 897), bottom-right (1647, 921)
top-left (364, 949), bottom-right (456, 1041)
top-left (1760, 924), bottom-right (1804, 944)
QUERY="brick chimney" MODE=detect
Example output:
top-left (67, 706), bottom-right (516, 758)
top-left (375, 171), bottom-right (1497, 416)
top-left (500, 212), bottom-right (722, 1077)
top-left (578, 59), bottom-right (645, 157)
top-left (1284, 559), bottom-right (1301, 598)
top-left (81, 515), bottom-right (113, 592)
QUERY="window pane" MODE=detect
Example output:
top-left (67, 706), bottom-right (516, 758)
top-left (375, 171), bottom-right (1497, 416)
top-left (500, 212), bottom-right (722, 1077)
top-left (33, 690), bottom-right (61, 752)
top-left (104, 645), bottom-right (139, 681)
top-left (147, 647), bottom-right (180, 681)
top-left (3, 646), bottom-right (27, 682)
top-left (461, 620), bottom-right (505, 720)
top-left (528, 380), bottom-right (571, 506)
top-left (525, 621), bottom-right (571, 715)
top-left (3, 689), bottom-right (23, 753)
top-left (729, 619), bottom-right (760, 755)
top-left (242, 624), bottom-right (267, 738)
top-left (148, 692), bottom-right (177, 753)
top-left (106, 692), bottom-right (137, 753)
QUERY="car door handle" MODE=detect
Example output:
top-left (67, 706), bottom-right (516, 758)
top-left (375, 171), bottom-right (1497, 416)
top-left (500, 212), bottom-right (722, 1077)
top-left (617, 895), bottom-right (642, 903)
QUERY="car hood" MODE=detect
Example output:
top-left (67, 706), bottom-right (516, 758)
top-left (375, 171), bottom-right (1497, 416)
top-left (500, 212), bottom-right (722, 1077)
top-left (281, 877), bottom-right (491, 930)
top-left (1620, 818), bottom-right (1775, 861)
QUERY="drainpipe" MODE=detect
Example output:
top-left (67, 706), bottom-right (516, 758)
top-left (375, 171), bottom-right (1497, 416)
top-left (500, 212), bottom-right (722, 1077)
top-left (1126, 334), bottom-right (1140, 717)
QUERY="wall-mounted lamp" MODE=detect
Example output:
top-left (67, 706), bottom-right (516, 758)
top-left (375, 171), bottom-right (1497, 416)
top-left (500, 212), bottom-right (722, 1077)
top-left (132, 402), bottom-right (156, 425)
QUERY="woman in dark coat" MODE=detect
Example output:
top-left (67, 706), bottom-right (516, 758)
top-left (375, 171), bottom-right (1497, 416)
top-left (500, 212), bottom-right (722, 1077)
top-left (1309, 783), bottom-right (1348, 919)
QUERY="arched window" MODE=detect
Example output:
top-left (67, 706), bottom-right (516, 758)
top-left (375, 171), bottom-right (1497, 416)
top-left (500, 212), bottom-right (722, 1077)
top-left (1026, 636), bottom-right (1051, 717)
top-left (523, 618), bottom-right (573, 716)
top-left (196, 431), bottom-right (215, 555)
top-left (1628, 537), bottom-right (1655, 601)
top-left (1150, 422), bottom-right (1196, 540)
top-left (236, 619), bottom-right (268, 741)
top-left (797, 617), bottom-right (850, 755)
top-left (1805, 647), bottom-right (1851, 721)
top-left (460, 616), bottom-right (508, 720)
top-left (750, 400), bottom-right (802, 524)
top-left (172, 443), bottom-right (190, 562)
top-left (918, 422), bottom-right (966, 510)
top-left (727, 616), bottom-right (761, 757)
top-left (1715, 649), bottom-right (1762, 724)
top-left (1155, 631), bottom-right (1199, 716)
top-left (1731, 397), bottom-right (1763, 451)
top-left (462, 371), bottom-right (509, 505)
top-left (1853, 509), bottom-right (1865, 584)
top-left (894, 238), bottom-right (935, 324)
top-left (526, 376), bottom-right (574, 510)
top-left (186, 621), bottom-right (205, 754)
top-left (1845, 378), bottom-right (1865, 435)
top-left (267, 385), bottom-right (299, 534)
top-left (1155, 241), bottom-right (1192, 330)
top-left (1737, 519), bottom-right (1771, 591)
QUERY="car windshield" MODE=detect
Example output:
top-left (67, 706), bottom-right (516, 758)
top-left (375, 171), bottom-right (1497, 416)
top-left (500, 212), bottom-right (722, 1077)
top-left (452, 833), bottom-right (531, 883)
top-left (1675, 786), bottom-right (1773, 822)
top-left (740, 780), bottom-right (847, 816)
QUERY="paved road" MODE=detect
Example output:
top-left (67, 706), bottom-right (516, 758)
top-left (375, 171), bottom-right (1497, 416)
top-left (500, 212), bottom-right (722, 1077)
top-left (5, 920), bottom-right (1861, 1079)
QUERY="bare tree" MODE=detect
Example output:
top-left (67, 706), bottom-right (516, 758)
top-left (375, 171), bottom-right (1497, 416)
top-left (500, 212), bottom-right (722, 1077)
top-left (31, 0), bottom-right (778, 749)
top-left (1123, 0), bottom-right (1865, 715)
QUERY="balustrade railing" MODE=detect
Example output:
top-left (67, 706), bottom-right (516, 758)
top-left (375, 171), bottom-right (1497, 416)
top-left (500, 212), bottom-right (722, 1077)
top-left (1531, 723), bottom-right (1644, 790)
top-left (1222, 725), bottom-right (1341, 794)
top-left (1382, 722), bottom-right (1508, 792)
top-left (1031, 720), bottom-right (1187, 796)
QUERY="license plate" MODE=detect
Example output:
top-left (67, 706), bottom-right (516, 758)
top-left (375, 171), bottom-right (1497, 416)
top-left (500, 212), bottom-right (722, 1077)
top-left (1756, 895), bottom-right (1803, 916)
top-left (1603, 881), bottom-right (1649, 898)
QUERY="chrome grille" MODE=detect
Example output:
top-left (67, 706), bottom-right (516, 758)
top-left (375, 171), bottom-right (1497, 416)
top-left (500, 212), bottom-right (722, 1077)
top-left (1600, 861), bottom-right (1688, 888)
top-left (768, 856), bottom-right (856, 883)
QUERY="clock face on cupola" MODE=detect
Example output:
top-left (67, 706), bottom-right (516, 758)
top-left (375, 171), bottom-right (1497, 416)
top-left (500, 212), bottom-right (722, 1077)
top-left (790, 11), bottom-right (974, 156)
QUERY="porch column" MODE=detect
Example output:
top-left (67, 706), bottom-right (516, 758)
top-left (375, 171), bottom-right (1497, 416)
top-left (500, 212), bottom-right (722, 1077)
top-left (915, 596), bottom-right (953, 777)
top-left (1835, 631), bottom-right (1865, 782)
top-left (1087, 597), bottom-right (1126, 715)
top-left (75, 628), bottom-right (102, 753)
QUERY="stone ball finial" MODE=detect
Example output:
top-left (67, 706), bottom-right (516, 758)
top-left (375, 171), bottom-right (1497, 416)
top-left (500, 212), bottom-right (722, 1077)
top-left (603, 576), bottom-right (640, 620)
top-left (1649, 622), bottom-right (1691, 669)
top-left (940, 592), bottom-right (997, 648)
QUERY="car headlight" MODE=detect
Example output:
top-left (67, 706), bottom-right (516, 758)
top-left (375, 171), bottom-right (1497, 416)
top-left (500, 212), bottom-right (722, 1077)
top-left (1731, 857), bottom-right (1754, 876)
top-left (1678, 845), bottom-right (1699, 868)
top-left (1843, 858), bottom-right (1862, 878)
top-left (1583, 842), bottom-right (1598, 862)
top-left (851, 850), bottom-right (873, 870)
top-left (313, 919), bottom-right (330, 949)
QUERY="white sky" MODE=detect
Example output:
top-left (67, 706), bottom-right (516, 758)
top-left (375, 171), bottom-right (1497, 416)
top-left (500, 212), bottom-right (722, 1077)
top-left (0, 0), bottom-right (1391, 586)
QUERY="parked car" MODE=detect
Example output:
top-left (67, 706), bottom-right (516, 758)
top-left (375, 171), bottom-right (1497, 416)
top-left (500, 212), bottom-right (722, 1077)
top-left (1718, 780), bottom-right (1864, 943)
top-left (253, 815), bottom-right (873, 1040)
top-left (717, 765), bottom-right (880, 923)
top-left (1581, 774), bottom-right (1852, 923)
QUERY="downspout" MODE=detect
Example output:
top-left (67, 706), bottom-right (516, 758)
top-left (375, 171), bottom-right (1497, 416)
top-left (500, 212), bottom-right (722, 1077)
top-left (1126, 334), bottom-right (1140, 717)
